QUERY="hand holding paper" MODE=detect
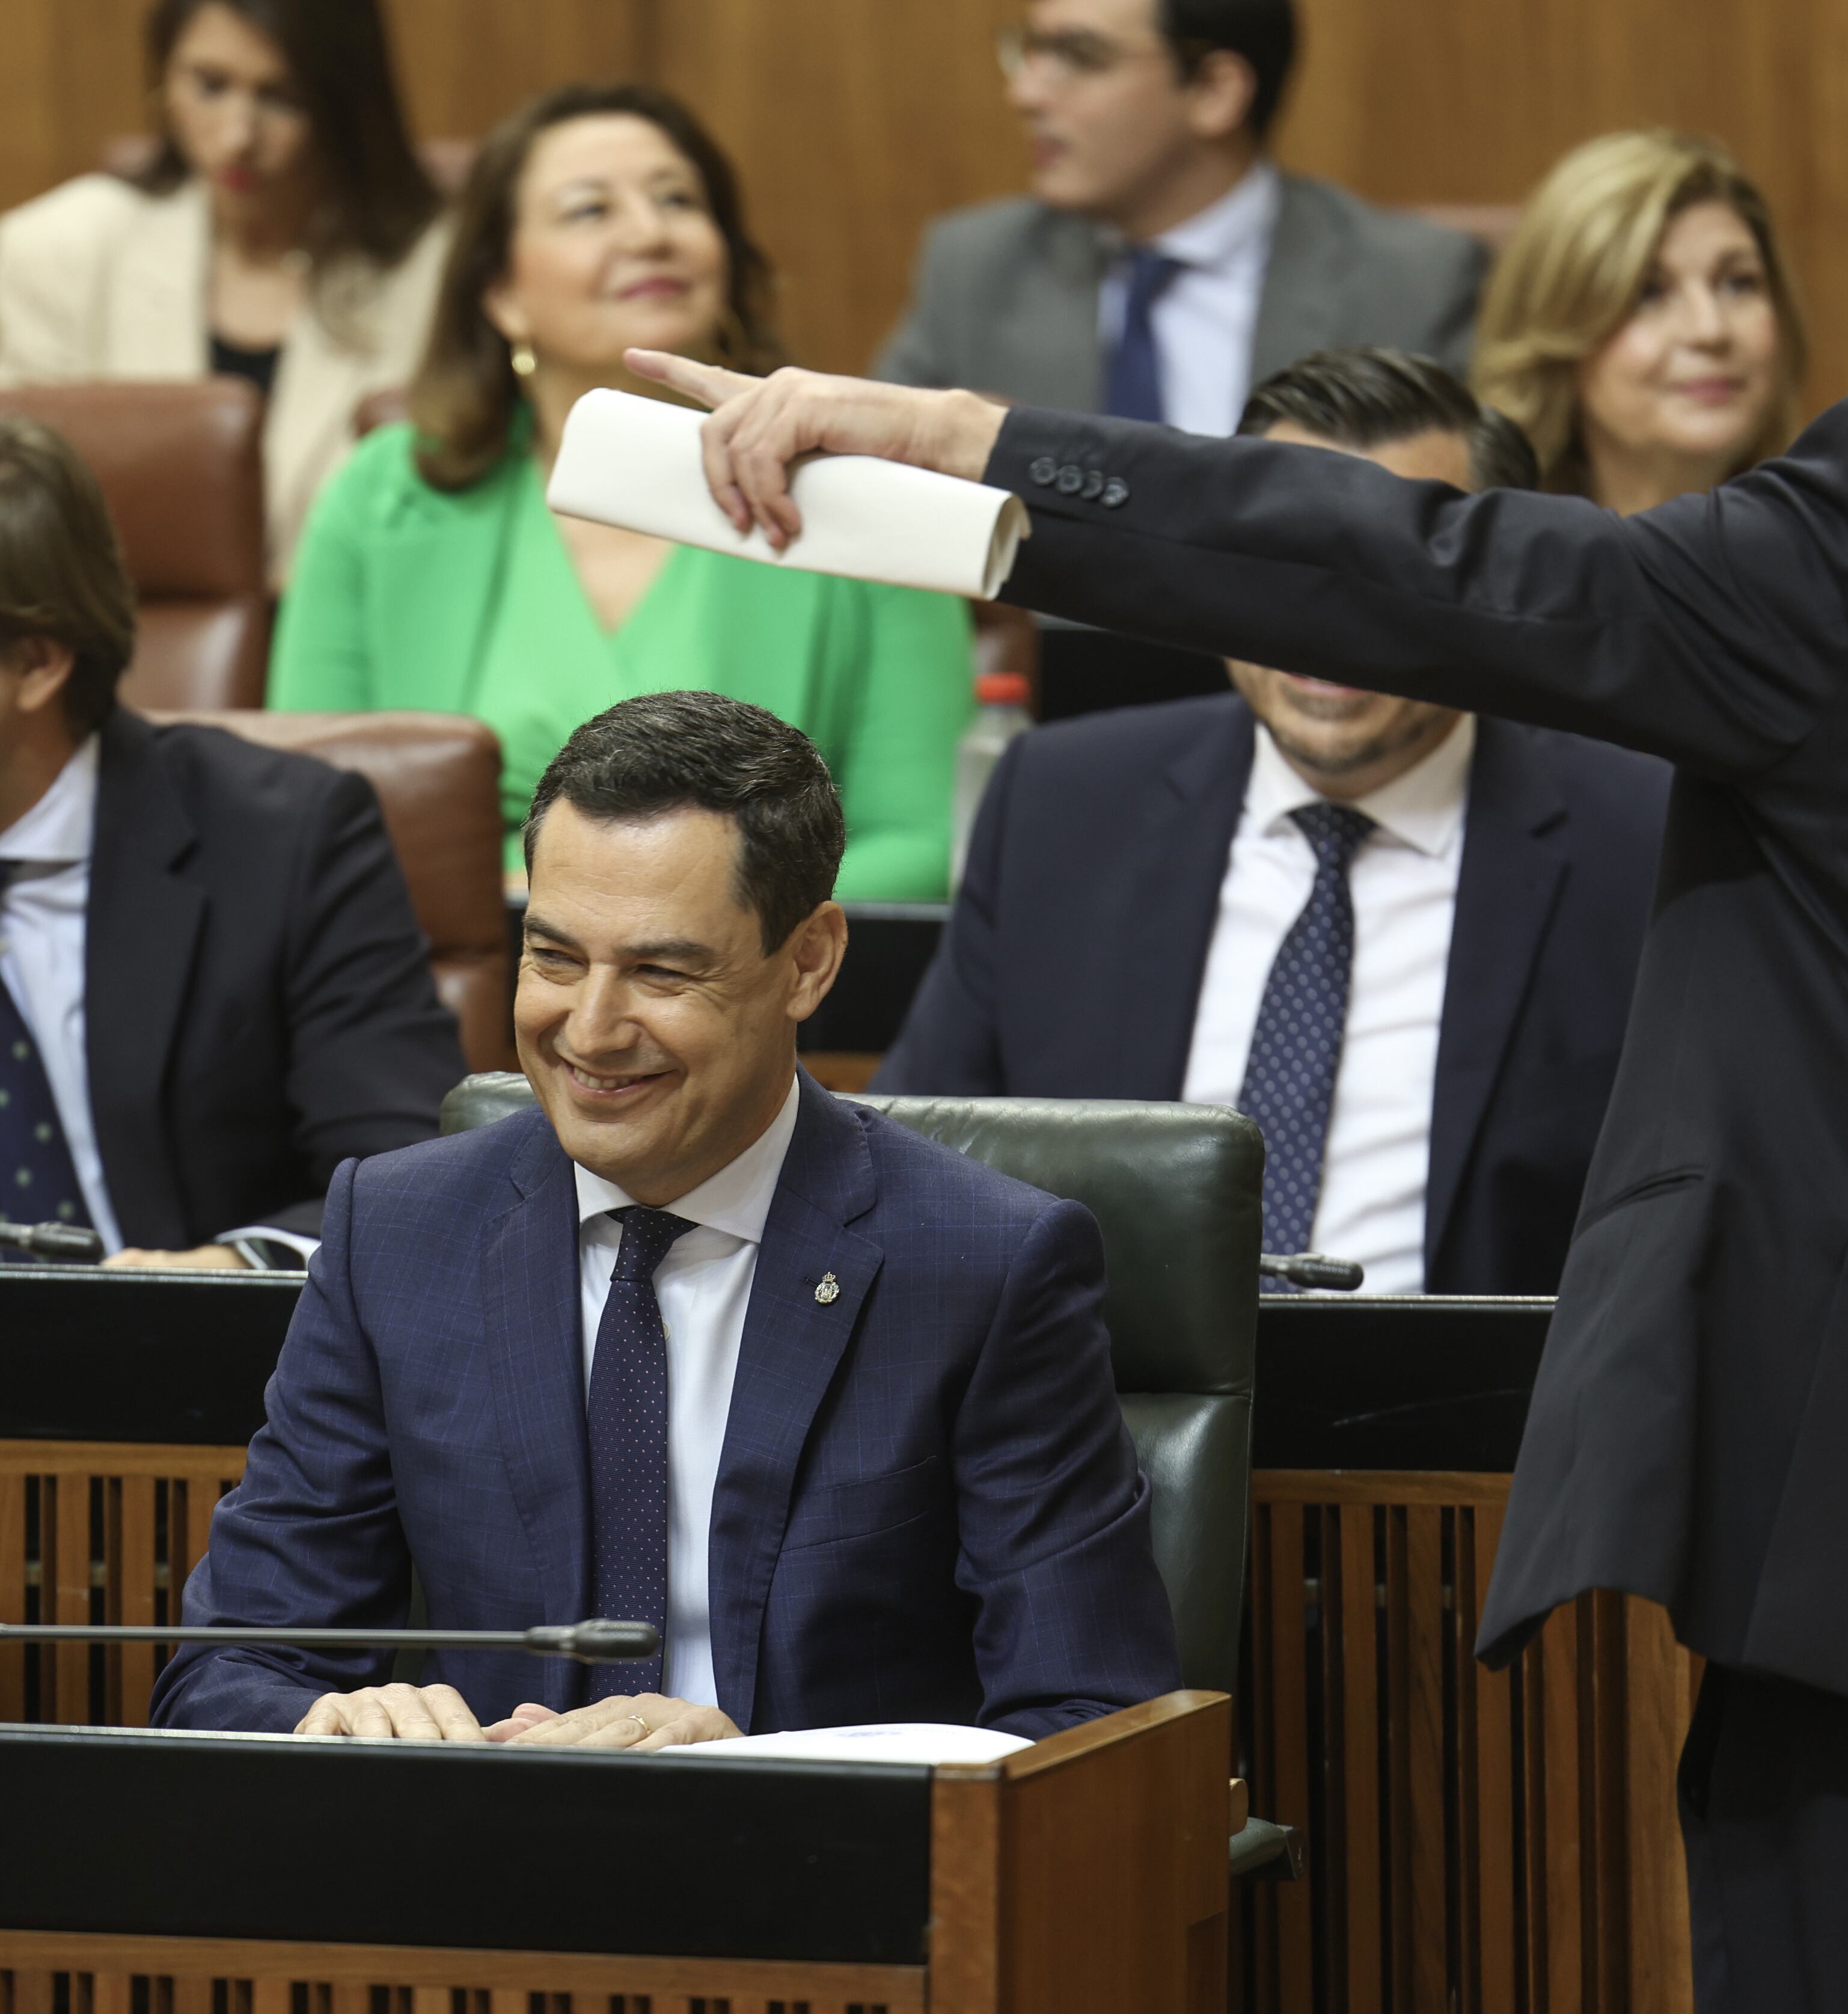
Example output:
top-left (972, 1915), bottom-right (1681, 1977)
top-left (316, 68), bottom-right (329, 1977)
top-left (616, 349), bottom-right (1011, 556)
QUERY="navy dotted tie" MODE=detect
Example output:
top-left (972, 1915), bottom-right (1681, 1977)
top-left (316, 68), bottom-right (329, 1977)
top-left (1237, 804), bottom-right (1375, 1286)
top-left (0, 867), bottom-right (91, 1263)
top-left (587, 1204), bottom-right (694, 1699)
top-left (1105, 248), bottom-right (1184, 423)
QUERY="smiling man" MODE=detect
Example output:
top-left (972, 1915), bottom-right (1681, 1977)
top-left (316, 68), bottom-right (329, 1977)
top-left (877, 350), bottom-right (1672, 1294)
top-left (151, 690), bottom-right (1179, 1746)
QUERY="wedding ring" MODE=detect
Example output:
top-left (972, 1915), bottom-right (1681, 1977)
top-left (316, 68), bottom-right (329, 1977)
top-left (625, 1713), bottom-right (650, 1739)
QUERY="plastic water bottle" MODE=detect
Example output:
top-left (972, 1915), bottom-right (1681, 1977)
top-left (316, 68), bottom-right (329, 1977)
top-left (951, 672), bottom-right (1033, 892)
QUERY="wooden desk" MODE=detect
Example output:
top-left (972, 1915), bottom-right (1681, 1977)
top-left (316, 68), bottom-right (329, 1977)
top-left (1244, 1298), bottom-right (1697, 2014)
top-left (0, 1691), bottom-right (1233, 2014)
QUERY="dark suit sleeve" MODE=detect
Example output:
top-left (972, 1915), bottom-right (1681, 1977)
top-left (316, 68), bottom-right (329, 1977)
top-left (990, 405), bottom-right (1848, 780)
top-left (872, 732), bottom-right (1022, 1094)
top-left (150, 1157), bottom-right (412, 1730)
top-left (953, 1196), bottom-right (1182, 1736)
top-left (267, 770), bottom-right (467, 1226)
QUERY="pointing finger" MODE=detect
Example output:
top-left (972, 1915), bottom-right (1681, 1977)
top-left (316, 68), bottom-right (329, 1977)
top-left (624, 348), bottom-right (759, 409)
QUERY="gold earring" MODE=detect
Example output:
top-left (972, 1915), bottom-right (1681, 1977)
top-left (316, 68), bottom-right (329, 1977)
top-left (510, 339), bottom-right (537, 379)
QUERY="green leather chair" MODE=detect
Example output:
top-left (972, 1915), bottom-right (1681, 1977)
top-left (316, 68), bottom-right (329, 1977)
top-left (439, 1073), bottom-right (1297, 1875)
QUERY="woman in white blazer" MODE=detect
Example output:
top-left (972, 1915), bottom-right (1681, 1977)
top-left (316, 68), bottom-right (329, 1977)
top-left (0, 0), bottom-right (449, 580)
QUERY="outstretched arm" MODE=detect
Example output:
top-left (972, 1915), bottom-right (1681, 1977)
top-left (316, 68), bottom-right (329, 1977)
top-left (626, 351), bottom-right (1848, 781)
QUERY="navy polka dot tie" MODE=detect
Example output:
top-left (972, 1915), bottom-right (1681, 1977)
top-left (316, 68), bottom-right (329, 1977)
top-left (587, 1204), bottom-right (693, 1698)
top-left (1237, 804), bottom-right (1375, 1288)
top-left (0, 869), bottom-right (92, 1263)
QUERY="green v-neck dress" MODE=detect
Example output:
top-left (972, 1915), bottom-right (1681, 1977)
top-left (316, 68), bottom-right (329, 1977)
top-left (267, 420), bottom-right (974, 892)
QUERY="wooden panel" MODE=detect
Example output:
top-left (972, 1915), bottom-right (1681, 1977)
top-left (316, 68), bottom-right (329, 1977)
top-left (0, 1442), bottom-right (246, 1727)
top-left (1244, 1471), bottom-right (1700, 2013)
top-left (0, 1929), bottom-right (925, 2013)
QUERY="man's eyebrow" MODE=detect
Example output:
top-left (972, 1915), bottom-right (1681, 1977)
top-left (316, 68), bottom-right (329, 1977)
top-left (625, 938), bottom-right (717, 964)
top-left (522, 910), bottom-right (580, 949)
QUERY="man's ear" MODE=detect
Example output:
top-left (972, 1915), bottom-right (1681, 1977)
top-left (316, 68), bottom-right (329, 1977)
top-left (7, 637), bottom-right (78, 717)
top-left (1185, 49), bottom-right (1259, 141)
top-left (786, 901), bottom-right (849, 1023)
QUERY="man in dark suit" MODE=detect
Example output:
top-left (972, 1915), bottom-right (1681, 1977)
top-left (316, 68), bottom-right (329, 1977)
top-left (877, 0), bottom-right (1488, 716)
top-left (628, 341), bottom-right (1848, 2005)
top-left (152, 691), bottom-right (1178, 1746)
top-left (0, 415), bottom-right (462, 1270)
top-left (880, 352), bottom-right (1668, 1294)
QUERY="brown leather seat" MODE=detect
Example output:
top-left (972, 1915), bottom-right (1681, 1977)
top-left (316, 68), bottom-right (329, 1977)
top-left (151, 709), bottom-right (512, 1073)
top-left (0, 380), bottom-right (269, 709)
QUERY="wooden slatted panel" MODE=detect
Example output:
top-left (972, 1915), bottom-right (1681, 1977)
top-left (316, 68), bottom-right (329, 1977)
top-left (1403, 1507), bottom-right (1447, 2014)
top-left (1267, 1501), bottom-right (1316, 2010)
top-left (1338, 1502), bottom-right (1383, 2014)
top-left (0, 1469), bottom-right (25, 1721)
top-left (1467, 1502), bottom-right (1518, 2014)
top-left (1247, 1472), bottom-right (1699, 2014)
top-left (114, 1475), bottom-right (158, 1727)
top-left (0, 1443), bottom-right (246, 1725)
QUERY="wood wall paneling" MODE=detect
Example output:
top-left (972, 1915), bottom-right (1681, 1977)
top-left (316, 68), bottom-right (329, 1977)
top-left (5, 0), bottom-right (1847, 398)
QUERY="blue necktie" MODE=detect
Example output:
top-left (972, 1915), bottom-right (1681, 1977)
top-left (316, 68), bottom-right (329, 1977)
top-left (586, 1204), bottom-right (694, 1698)
top-left (0, 867), bottom-right (92, 1261)
top-left (1237, 804), bottom-right (1375, 1282)
top-left (1105, 248), bottom-right (1184, 422)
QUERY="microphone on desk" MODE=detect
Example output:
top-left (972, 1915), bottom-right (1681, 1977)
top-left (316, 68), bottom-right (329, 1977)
top-left (0, 1220), bottom-right (106, 1262)
top-left (1260, 1250), bottom-right (1366, 1292)
top-left (0, 1618), bottom-right (659, 1664)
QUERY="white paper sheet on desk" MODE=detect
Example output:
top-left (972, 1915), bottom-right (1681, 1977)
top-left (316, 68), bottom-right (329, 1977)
top-left (656, 1722), bottom-right (1033, 1765)
top-left (546, 388), bottom-right (1030, 600)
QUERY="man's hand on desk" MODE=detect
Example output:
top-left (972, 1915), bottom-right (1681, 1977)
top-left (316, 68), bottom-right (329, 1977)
top-left (623, 349), bottom-right (1008, 551)
top-left (486, 1691), bottom-right (742, 1751)
top-left (295, 1682), bottom-right (488, 1742)
top-left (101, 1243), bottom-right (250, 1271)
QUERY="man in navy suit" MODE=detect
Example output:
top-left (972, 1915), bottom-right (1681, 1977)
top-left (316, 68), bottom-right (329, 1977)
top-left (151, 690), bottom-right (1178, 1746)
top-left (879, 352), bottom-right (1671, 1293)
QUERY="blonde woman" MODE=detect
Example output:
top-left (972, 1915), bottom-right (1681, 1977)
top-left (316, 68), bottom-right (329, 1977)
top-left (1473, 130), bottom-right (1805, 512)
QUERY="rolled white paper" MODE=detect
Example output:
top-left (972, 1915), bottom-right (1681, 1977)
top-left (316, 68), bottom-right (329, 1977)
top-left (546, 387), bottom-right (1030, 600)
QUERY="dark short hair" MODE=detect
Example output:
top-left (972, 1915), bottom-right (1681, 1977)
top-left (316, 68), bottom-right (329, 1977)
top-left (138, 0), bottom-right (439, 268)
top-left (1238, 346), bottom-right (1540, 491)
top-left (1161, 0), bottom-right (1297, 137)
top-left (411, 83), bottom-right (783, 493)
top-left (524, 692), bottom-right (845, 953)
top-left (0, 420), bottom-right (137, 736)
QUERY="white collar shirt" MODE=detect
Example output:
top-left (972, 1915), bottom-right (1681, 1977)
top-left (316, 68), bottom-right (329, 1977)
top-left (1181, 716), bottom-right (1476, 1292)
top-left (1098, 159), bottom-right (1283, 438)
top-left (573, 1071), bottom-right (802, 1707)
top-left (0, 735), bottom-right (123, 1250)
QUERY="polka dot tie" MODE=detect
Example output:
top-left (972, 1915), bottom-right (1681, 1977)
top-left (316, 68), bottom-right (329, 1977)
top-left (586, 1204), bottom-right (693, 1699)
top-left (1237, 804), bottom-right (1375, 1290)
top-left (0, 867), bottom-right (92, 1264)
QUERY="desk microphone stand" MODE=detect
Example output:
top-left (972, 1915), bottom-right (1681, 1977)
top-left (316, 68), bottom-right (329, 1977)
top-left (0, 1619), bottom-right (658, 1664)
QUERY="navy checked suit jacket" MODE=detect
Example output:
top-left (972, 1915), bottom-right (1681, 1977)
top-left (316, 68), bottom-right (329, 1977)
top-left (149, 1072), bottom-right (1181, 1736)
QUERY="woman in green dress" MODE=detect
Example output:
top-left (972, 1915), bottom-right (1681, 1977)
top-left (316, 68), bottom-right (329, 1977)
top-left (268, 82), bottom-right (972, 895)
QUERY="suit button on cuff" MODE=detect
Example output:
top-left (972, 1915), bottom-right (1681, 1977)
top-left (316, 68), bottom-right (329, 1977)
top-left (1056, 464), bottom-right (1085, 494)
top-left (1080, 468), bottom-right (1106, 500)
top-left (1102, 477), bottom-right (1131, 507)
top-left (1029, 456), bottom-right (1059, 486)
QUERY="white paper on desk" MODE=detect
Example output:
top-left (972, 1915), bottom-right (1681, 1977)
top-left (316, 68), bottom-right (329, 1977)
top-left (656, 1722), bottom-right (1034, 1765)
top-left (547, 388), bottom-right (1030, 600)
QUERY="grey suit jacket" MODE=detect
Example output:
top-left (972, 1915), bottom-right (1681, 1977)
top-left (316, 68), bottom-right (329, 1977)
top-left (875, 171), bottom-right (1489, 408)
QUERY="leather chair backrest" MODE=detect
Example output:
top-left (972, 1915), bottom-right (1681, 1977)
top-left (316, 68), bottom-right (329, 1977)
top-left (439, 1073), bottom-right (1262, 1694)
top-left (158, 711), bottom-right (512, 1072)
top-left (0, 381), bottom-right (269, 709)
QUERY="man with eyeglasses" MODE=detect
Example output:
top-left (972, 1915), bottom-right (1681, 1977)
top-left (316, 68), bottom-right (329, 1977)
top-left (877, 0), bottom-right (1490, 715)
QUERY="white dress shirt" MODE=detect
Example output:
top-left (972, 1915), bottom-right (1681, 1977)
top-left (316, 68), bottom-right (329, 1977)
top-left (574, 1073), bottom-right (802, 1707)
top-left (1098, 161), bottom-right (1282, 438)
top-left (1182, 717), bottom-right (1476, 1293)
top-left (0, 736), bottom-right (124, 1250)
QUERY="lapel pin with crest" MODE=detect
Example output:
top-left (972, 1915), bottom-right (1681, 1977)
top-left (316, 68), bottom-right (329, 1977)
top-left (814, 1271), bottom-right (841, 1306)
